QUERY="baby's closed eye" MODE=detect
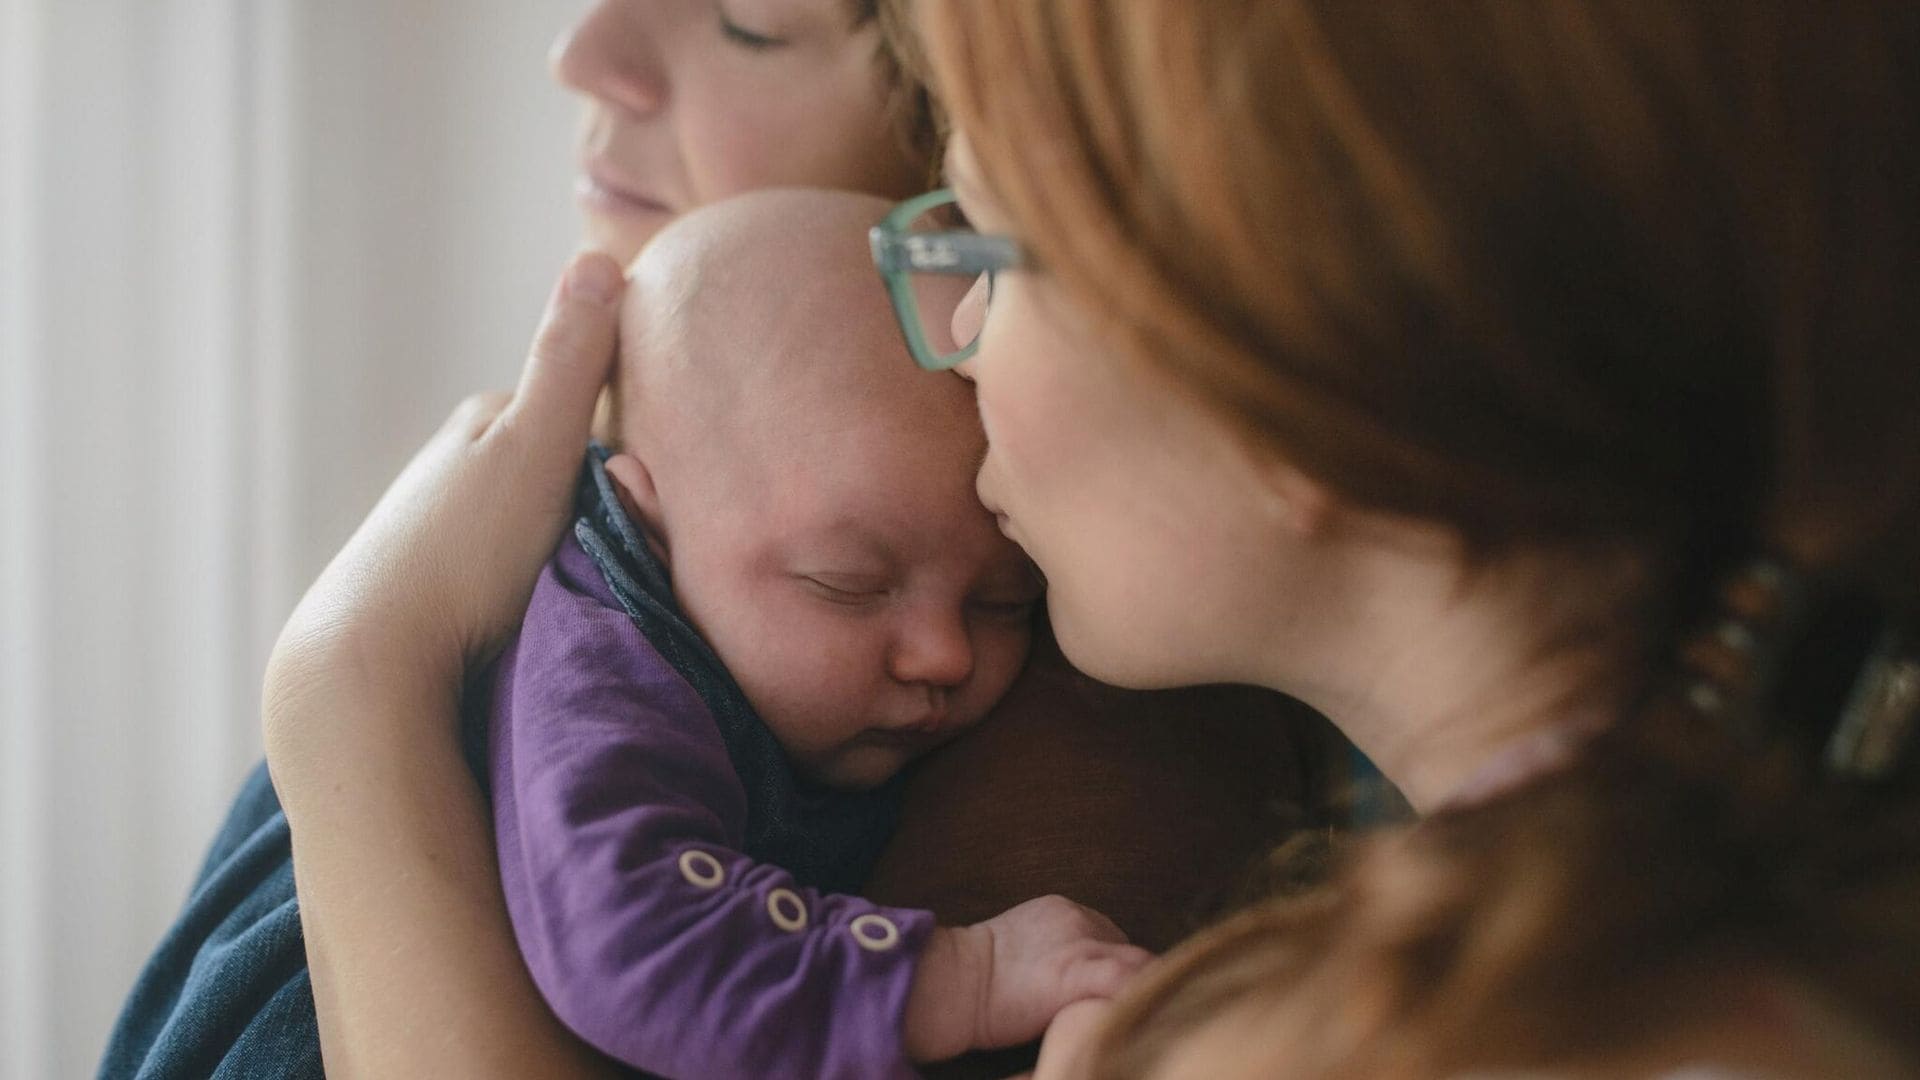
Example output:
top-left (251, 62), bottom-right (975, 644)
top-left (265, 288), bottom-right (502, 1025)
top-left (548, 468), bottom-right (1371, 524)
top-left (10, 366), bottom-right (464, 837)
top-left (797, 573), bottom-right (890, 607)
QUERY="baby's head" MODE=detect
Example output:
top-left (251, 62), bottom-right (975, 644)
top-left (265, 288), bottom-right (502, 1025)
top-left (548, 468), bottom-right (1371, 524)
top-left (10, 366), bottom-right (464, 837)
top-left (603, 189), bottom-right (1041, 790)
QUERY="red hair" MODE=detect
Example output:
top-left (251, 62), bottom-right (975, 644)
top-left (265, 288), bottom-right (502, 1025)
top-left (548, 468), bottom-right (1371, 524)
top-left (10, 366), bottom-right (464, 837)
top-left (1093, 731), bottom-right (1920, 1076)
top-left (920, 0), bottom-right (1920, 588)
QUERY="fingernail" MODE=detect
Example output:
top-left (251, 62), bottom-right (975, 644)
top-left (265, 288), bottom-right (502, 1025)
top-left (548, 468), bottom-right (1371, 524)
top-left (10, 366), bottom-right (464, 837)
top-left (563, 255), bottom-right (622, 305)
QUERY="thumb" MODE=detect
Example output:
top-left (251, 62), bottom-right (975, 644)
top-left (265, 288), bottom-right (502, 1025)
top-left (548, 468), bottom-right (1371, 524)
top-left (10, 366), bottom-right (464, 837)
top-left (501, 251), bottom-right (626, 456)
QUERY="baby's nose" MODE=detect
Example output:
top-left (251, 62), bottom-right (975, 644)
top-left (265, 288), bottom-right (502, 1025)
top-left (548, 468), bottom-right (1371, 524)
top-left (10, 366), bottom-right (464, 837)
top-left (888, 610), bottom-right (974, 688)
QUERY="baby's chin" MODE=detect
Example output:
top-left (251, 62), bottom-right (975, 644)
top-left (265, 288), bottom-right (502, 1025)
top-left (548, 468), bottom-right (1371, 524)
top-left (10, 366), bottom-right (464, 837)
top-left (796, 732), bottom-right (955, 791)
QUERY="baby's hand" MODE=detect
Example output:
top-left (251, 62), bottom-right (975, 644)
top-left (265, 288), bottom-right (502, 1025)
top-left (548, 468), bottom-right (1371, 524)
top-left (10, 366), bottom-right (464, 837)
top-left (903, 895), bottom-right (1152, 1063)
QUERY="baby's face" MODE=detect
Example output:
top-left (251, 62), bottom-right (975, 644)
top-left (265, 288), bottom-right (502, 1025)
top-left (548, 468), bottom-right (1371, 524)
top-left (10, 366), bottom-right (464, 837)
top-left (665, 385), bottom-right (1041, 789)
top-left (612, 188), bottom-right (1035, 789)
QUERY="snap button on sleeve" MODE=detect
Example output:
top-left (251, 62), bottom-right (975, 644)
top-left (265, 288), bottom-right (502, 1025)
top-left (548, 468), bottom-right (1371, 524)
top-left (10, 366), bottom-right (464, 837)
top-left (678, 849), bottom-right (726, 889)
top-left (850, 914), bottom-right (901, 952)
top-left (766, 888), bottom-right (809, 932)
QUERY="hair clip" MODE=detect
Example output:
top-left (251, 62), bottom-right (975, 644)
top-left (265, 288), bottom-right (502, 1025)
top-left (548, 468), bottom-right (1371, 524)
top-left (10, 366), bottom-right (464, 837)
top-left (1676, 555), bottom-right (1811, 748)
top-left (1826, 623), bottom-right (1920, 779)
top-left (1678, 554), bottom-right (1917, 777)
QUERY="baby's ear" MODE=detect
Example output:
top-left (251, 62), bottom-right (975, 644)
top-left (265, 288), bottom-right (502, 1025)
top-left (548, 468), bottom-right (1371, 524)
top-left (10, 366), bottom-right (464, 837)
top-left (603, 452), bottom-right (667, 545)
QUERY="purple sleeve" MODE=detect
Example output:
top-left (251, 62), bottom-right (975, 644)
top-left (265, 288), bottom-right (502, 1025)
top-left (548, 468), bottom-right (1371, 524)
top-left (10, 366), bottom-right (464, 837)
top-left (489, 536), bottom-right (936, 1080)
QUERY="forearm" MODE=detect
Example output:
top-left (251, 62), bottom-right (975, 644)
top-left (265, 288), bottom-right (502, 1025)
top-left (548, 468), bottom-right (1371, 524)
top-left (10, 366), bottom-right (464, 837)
top-left (243, 250), bottom-right (627, 1080)
top-left (496, 725), bottom-right (936, 1077)
top-left (267, 653), bottom-right (619, 1080)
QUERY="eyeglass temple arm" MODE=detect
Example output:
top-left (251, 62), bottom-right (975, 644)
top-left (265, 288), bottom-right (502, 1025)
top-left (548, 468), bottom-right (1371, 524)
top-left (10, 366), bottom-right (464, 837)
top-left (870, 229), bottom-right (1024, 275)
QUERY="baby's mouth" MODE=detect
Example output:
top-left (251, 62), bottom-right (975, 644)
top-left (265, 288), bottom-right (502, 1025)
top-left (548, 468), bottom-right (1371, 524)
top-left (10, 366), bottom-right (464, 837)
top-left (858, 725), bottom-right (948, 754)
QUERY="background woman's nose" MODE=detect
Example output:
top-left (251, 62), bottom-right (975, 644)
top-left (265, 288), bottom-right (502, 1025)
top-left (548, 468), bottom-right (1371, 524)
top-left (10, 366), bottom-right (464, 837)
top-left (889, 609), bottom-right (975, 689)
top-left (549, 2), bottom-right (667, 117)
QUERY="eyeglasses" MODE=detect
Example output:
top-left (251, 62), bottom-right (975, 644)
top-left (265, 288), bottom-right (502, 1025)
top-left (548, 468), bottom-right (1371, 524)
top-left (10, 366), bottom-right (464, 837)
top-left (869, 188), bottom-right (1027, 371)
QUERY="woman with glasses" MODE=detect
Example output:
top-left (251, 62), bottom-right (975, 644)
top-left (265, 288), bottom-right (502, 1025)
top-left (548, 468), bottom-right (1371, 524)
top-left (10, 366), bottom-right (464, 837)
top-left (891, 3), bottom-right (1920, 1074)
top-left (252, 0), bottom-right (1920, 1076)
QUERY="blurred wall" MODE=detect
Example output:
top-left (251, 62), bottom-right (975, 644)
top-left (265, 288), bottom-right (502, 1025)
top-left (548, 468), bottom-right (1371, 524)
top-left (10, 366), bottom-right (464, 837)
top-left (0, 2), bottom-right (579, 1076)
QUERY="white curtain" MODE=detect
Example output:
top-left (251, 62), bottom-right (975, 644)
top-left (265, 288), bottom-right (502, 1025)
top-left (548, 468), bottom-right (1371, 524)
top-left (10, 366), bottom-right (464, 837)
top-left (0, 3), bottom-right (576, 1076)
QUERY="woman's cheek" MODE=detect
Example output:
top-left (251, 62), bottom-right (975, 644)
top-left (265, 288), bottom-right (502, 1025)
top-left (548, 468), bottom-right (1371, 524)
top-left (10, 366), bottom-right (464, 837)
top-left (673, 71), bottom-right (793, 202)
top-left (975, 369), bottom-right (1046, 523)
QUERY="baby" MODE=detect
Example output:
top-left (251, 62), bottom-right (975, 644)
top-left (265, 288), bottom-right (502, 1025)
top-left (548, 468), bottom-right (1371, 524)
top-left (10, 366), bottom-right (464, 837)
top-left (485, 189), bottom-right (1149, 1079)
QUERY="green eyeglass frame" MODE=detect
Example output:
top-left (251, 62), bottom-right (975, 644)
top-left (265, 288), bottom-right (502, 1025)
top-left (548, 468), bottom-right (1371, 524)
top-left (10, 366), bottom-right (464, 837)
top-left (869, 188), bottom-right (1027, 371)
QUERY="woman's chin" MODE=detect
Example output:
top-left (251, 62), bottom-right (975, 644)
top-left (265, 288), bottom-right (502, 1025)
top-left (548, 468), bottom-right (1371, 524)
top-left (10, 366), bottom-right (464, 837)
top-left (1048, 600), bottom-right (1151, 689)
top-left (1050, 596), bottom-right (1225, 692)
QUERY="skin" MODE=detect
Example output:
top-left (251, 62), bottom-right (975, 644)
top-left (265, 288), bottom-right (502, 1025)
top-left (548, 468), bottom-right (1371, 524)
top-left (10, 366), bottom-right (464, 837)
top-left (944, 134), bottom-right (1639, 814)
top-left (554, 0), bottom-right (926, 264)
top-left (603, 190), bottom-right (1041, 789)
top-left (603, 190), bottom-right (1149, 1059)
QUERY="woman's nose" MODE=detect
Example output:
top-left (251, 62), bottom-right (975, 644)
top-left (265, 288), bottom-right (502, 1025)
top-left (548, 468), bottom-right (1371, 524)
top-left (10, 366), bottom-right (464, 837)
top-left (549, 2), bottom-right (667, 118)
top-left (889, 609), bottom-right (975, 689)
top-left (948, 273), bottom-right (991, 380)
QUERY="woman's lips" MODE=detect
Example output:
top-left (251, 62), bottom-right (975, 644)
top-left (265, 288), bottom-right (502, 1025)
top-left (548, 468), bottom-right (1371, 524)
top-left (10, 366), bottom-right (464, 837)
top-left (983, 501), bottom-right (1015, 537)
top-left (576, 168), bottom-right (671, 218)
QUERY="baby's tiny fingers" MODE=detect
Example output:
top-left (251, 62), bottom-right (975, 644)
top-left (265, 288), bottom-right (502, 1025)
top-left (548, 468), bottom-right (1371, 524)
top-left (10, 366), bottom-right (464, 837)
top-left (1016, 894), bottom-right (1132, 946)
top-left (1061, 944), bottom-right (1154, 1003)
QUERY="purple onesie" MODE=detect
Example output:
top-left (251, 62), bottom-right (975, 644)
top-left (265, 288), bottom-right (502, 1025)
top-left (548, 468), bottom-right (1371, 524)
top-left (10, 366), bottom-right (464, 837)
top-left (488, 531), bottom-right (938, 1079)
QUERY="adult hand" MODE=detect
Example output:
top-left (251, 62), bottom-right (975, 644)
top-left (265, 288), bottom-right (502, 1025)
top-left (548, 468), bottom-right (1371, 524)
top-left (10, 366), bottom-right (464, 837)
top-left (265, 252), bottom-right (626, 755)
top-left (261, 252), bottom-right (629, 1080)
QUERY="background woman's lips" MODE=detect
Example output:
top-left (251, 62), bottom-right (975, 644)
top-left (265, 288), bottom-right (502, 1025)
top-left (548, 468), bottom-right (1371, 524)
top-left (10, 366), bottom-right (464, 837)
top-left (576, 169), bottom-right (670, 217)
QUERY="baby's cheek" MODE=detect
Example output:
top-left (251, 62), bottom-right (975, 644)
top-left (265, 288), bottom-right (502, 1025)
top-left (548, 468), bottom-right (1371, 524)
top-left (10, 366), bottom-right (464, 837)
top-left (978, 626), bottom-right (1036, 702)
top-left (762, 628), bottom-right (885, 729)
top-left (941, 629), bottom-right (1026, 734)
